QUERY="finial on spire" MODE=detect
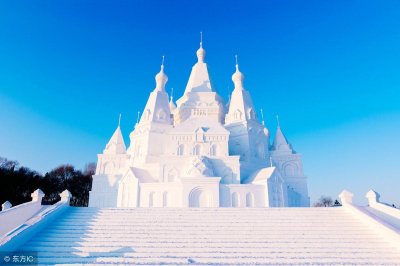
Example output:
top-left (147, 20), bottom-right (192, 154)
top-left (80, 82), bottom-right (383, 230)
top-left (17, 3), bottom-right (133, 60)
top-left (260, 108), bottom-right (265, 126)
top-left (276, 114), bottom-right (280, 127)
top-left (136, 111), bottom-right (140, 124)
top-left (235, 54), bottom-right (238, 67)
top-left (269, 156), bottom-right (273, 167)
top-left (170, 87), bottom-right (174, 101)
top-left (200, 31), bottom-right (203, 47)
top-left (155, 56), bottom-right (168, 91)
top-left (118, 113), bottom-right (122, 127)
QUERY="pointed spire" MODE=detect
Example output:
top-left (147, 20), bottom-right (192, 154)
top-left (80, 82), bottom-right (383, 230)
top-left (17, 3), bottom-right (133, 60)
top-left (155, 55), bottom-right (168, 92)
top-left (272, 118), bottom-right (291, 152)
top-left (118, 113), bottom-right (122, 127)
top-left (260, 108), bottom-right (265, 125)
top-left (276, 114), bottom-right (280, 128)
top-left (104, 123), bottom-right (126, 154)
top-left (196, 32), bottom-right (206, 62)
top-left (136, 111), bottom-right (140, 125)
top-left (232, 54), bottom-right (244, 89)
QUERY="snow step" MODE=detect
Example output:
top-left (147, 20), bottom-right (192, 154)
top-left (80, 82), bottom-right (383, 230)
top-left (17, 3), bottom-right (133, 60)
top-left (15, 207), bottom-right (400, 265)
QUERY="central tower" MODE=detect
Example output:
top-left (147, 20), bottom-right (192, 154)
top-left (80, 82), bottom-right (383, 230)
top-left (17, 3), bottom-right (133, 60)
top-left (174, 38), bottom-right (225, 125)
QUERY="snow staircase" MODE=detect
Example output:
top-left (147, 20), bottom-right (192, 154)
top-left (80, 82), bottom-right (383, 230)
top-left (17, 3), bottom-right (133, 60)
top-left (19, 207), bottom-right (400, 265)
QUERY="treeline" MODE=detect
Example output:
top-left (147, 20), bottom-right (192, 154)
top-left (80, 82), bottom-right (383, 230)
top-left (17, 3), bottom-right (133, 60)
top-left (0, 157), bottom-right (94, 207)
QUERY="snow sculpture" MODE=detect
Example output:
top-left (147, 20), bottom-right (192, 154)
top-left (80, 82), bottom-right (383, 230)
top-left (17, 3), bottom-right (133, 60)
top-left (89, 38), bottom-right (310, 208)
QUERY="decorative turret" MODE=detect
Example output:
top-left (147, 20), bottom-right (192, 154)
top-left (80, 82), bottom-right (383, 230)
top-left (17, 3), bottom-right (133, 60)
top-left (174, 33), bottom-right (225, 124)
top-left (169, 95), bottom-right (177, 112)
top-left (104, 115), bottom-right (126, 155)
top-left (169, 88), bottom-right (177, 112)
top-left (232, 56), bottom-right (244, 90)
top-left (225, 55), bottom-right (257, 124)
top-left (138, 57), bottom-right (172, 125)
top-left (271, 116), bottom-right (292, 152)
top-left (225, 55), bottom-right (269, 164)
top-left (155, 56), bottom-right (168, 92)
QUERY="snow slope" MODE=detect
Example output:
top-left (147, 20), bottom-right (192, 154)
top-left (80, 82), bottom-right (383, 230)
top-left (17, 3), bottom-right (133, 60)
top-left (18, 207), bottom-right (400, 265)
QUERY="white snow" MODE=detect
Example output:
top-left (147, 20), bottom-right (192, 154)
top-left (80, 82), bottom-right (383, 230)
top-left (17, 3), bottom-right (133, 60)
top-left (17, 207), bottom-right (400, 265)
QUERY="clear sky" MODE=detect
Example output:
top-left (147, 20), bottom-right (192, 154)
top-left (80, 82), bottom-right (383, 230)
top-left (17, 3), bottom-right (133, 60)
top-left (0, 1), bottom-right (399, 205)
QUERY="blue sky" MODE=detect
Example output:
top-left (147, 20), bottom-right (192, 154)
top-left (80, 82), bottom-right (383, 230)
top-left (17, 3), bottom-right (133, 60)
top-left (0, 1), bottom-right (399, 205)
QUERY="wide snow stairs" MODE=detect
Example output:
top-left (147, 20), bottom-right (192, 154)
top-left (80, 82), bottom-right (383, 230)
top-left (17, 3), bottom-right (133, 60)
top-left (19, 207), bottom-right (400, 265)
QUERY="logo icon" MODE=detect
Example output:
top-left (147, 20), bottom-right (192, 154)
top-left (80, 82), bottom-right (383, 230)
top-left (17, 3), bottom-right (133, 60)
top-left (4, 256), bottom-right (10, 262)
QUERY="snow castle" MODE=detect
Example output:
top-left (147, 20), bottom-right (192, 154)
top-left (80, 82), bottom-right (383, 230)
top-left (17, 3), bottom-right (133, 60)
top-left (89, 40), bottom-right (309, 208)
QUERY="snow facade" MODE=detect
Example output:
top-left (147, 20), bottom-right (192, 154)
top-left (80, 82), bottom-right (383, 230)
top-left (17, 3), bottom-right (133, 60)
top-left (89, 42), bottom-right (310, 208)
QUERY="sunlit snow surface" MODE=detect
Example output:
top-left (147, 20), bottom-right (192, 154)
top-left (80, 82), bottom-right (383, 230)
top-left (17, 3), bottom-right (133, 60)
top-left (17, 207), bottom-right (400, 265)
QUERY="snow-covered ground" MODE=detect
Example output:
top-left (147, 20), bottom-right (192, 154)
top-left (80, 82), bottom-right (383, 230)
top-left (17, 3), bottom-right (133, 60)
top-left (15, 207), bottom-right (400, 265)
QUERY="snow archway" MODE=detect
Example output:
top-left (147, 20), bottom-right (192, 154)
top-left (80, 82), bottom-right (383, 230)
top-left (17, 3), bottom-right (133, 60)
top-left (188, 187), bottom-right (212, 207)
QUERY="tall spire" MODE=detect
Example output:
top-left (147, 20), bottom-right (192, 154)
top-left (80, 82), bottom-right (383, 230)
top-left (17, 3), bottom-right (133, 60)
top-left (196, 32), bottom-right (206, 62)
top-left (181, 33), bottom-right (213, 94)
top-left (155, 55), bottom-right (168, 92)
top-left (118, 113), bottom-right (122, 127)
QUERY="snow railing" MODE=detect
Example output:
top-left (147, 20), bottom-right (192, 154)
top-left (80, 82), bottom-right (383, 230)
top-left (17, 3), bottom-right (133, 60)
top-left (339, 190), bottom-right (400, 252)
top-left (0, 190), bottom-right (72, 252)
top-left (0, 189), bottom-right (45, 237)
top-left (365, 189), bottom-right (400, 219)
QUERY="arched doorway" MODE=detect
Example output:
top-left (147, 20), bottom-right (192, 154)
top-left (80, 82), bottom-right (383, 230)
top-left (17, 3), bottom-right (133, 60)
top-left (189, 187), bottom-right (212, 207)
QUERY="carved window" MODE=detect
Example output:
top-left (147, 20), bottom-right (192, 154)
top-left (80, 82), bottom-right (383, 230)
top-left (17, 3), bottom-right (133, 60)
top-left (247, 108), bottom-right (255, 120)
top-left (143, 109), bottom-right (151, 121)
top-left (103, 162), bottom-right (114, 174)
top-left (162, 192), bottom-right (168, 207)
top-left (149, 192), bottom-right (155, 207)
top-left (168, 168), bottom-right (178, 182)
top-left (234, 109), bottom-right (242, 120)
top-left (246, 193), bottom-right (254, 207)
top-left (157, 109), bottom-right (167, 121)
top-left (284, 163), bottom-right (298, 177)
top-left (210, 144), bottom-right (218, 156)
top-left (193, 144), bottom-right (201, 156)
top-left (177, 144), bottom-right (185, 156)
top-left (232, 192), bottom-right (239, 207)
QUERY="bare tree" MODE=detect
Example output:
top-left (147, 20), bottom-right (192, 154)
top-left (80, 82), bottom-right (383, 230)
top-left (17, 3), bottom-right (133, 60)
top-left (313, 196), bottom-right (333, 207)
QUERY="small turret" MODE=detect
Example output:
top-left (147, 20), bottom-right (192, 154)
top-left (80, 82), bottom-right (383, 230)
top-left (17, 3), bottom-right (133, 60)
top-left (272, 116), bottom-right (292, 152)
top-left (104, 115), bottom-right (126, 154)
top-left (138, 57), bottom-right (172, 125)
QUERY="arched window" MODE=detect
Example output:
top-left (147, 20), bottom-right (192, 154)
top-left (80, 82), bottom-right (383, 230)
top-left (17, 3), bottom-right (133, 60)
top-left (232, 192), bottom-right (239, 207)
top-left (149, 192), bottom-right (155, 207)
top-left (193, 144), bottom-right (201, 156)
top-left (157, 109), bottom-right (166, 121)
top-left (210, 144), bottom-right (218, 156)
top-left (234, 109), bottom-right (242, 120)
top-left (168, 169), bottom-right (178, 182)
top-left (246, 192), bottom-right (254, 207)
top-left (162, 191), bottom-right (168, 207)
top-left (177, 144), bottom-right (185, 156)
top-left (247, 108), bottom-right (255, 120)
top-left (284, 163), bottom-right (297, 177)
top-left (256, 142), bottom-right (264, 159)
top-left (143, 109), bottom-right (151, 121)
top-left (103, 162), bottom-right (114, 174)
